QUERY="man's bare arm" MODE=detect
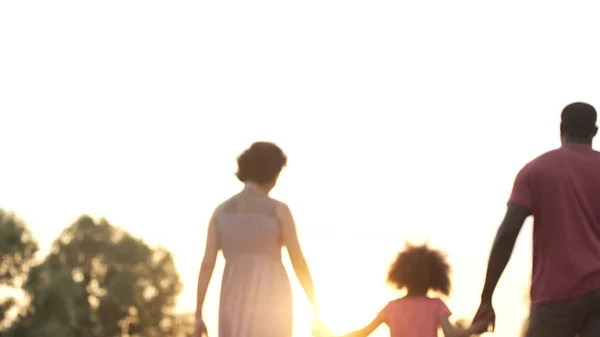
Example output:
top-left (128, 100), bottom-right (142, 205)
top-left (480, 203), bottom-right (530, 303)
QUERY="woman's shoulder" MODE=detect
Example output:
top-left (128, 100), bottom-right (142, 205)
top-left (212, 192), bottom-right (246, 216)
top-left (273, 200), bottom-right (294, 221)
top-left (272, 198), bottom-right (288, 209)
top-left (213, 192), bottom-right (284, 218)
top-left (211, 199), bottom-right (230, 218)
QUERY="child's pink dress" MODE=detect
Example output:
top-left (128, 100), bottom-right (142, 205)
top-left (379, 297), bottom-right (451, 337)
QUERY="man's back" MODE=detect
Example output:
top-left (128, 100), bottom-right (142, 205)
top-left (511, 144), bottom-right (600, 303)
top-left (475, 103), bottom-right (600, 337)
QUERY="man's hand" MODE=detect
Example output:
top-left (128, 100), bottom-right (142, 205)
top-left (472, 302), bottom-right (496, 333)
top-left (194, 318), bottom-right (208, 337)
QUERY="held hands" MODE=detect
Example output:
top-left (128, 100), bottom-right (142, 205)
top-left (471, 302), bottom-right (496, 334)
top-left (193, 318), bottom-right (208, 337)
top-left (469, 317), bottom-right (492, 335)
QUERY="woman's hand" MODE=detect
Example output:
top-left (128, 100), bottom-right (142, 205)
top-left (193, 318), bottom-right (208, 337)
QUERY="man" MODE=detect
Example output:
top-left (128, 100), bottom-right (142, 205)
top-left (473, 102), bottom-right (600, 337)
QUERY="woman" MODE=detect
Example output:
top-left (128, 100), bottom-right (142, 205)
top-left (194, 142), bottom-right (321, 337)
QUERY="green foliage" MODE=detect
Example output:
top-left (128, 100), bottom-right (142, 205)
top-left (2, 214), bottom-right (188, 337)
top-left (0, 210), bottom-right (39, 331)
top-left (0, 298), bottom-right (16, 324)
top-left (162, 312), bottom-right (195, 337)
top-left (0, 210), bottom-right (39, 287)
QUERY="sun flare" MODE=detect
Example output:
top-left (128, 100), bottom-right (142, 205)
top-left (285, 256), bottom-right (394, 337)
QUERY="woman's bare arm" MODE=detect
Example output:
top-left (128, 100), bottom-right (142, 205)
top-left (276, 202), bottom-right (319, 315)
top-left (195, 209), bottom-right (220, 319)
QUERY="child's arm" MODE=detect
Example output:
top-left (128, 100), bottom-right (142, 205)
top-left (440, 315), bottom-right (488, 337)
top-left (337, 314), bottom-right (384, 337)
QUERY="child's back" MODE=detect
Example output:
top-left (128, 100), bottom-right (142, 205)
top-left (382, 297), bottom-right (450, 337)
top-left (332, 244), bottom-right (490, 337)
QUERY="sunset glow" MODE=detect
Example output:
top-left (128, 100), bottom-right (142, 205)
top-left (2, 1), bottom-right (599, 336)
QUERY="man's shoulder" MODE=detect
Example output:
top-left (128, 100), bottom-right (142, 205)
top-left (510, 149), bottom-right (564, 182)
top-left (532, 148), bottom-right (565, 161)
top-left (527, 146), bottom-right (600, 168)
top-left (524, 148), bottom-right (564, 169)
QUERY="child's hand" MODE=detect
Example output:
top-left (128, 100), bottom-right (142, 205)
top-left (472, 303), bottom-right (495, 333)
top-left (470, 314), bottom-right (493, 335)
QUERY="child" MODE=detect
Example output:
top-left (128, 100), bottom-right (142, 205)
top-left (334, 243), bottom-right (490, 337)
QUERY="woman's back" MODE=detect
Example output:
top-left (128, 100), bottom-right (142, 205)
top-left (194, 142), bottom-right (319, 337)
top-left (215, 186), bottom-right (292, 337)
top-left (216, 187), bottom-right (282, 261)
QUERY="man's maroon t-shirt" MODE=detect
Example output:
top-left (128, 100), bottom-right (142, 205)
top-left (509, 144), bottom-right (600, 304)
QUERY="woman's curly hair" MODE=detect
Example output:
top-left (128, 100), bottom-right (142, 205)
top-left (235, 142), bottom-right (287, 184)
top-left (387, 243), bottom-right (451, 296)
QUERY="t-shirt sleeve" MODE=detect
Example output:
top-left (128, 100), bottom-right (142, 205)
top-left (508, 164), bottom-right (534, 211)
top-left (377, 302), bottom-right (391, 324)
top-left (438, 299), bottom-right (451, 317)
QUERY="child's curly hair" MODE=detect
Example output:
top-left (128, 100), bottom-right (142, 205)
top-left (387, 243), bottom-right (451, 296)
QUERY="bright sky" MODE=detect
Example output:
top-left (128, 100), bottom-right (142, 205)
top-left (1, 1), bottom-right (599, 337)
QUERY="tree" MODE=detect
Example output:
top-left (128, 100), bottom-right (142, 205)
top-left (0, 209), bottom-right (39, 330)
top-left (162, 312), bottom-right (194, 337)
top-left (7, 215), bottom-right (183, 337)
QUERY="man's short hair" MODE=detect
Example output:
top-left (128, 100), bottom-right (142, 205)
top-left (561, 102), bottom-right (597, 138)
